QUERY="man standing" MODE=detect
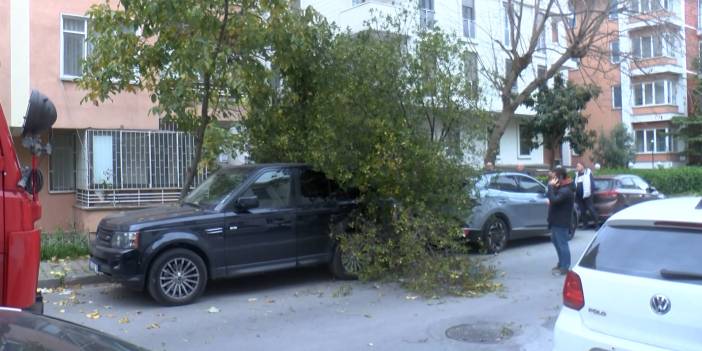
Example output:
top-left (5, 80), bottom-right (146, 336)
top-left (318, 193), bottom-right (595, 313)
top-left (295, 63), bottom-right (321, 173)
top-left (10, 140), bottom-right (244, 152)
top-left (547, 167), bottom-right (574, 275)
top-left (574, 162), bottom-right (598, 228)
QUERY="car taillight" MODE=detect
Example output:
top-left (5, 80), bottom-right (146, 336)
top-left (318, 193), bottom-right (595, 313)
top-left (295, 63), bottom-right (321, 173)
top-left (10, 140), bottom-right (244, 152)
top-left (563, 271), bottom-right (585, 310)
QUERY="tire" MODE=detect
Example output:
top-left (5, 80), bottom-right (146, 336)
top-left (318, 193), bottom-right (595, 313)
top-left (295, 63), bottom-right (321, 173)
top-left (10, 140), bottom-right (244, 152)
top-left (568, 210), bottom-right (578, 241)
top-left (481, 216), bottom-right (510, 253)
top-left (330, 245), bottom-right (360, 280)
top-left (147, 248), bottom-right (208, 306)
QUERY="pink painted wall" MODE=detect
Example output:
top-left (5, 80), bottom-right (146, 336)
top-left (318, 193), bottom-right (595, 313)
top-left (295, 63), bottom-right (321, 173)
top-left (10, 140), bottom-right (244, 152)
top-left (29, 0), bottom-right (158, 130)
top-left (0, 1), bottom-right (11, 119)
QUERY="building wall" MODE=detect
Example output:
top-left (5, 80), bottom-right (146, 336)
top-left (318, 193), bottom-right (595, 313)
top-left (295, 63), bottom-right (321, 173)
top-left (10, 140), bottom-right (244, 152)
top-left (28, 0), bottom-right (157, 131)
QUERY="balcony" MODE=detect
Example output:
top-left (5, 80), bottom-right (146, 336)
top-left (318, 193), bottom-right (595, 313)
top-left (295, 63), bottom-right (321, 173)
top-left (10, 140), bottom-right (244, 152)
top-left (463, 19), bottom-right (475, 39)
top-left (628, 57), bottom-right (682, 77)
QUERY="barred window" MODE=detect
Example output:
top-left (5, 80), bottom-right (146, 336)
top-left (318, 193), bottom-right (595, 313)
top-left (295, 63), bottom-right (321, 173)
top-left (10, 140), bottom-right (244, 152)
top-left (49, 131), bottom-right (76, 192)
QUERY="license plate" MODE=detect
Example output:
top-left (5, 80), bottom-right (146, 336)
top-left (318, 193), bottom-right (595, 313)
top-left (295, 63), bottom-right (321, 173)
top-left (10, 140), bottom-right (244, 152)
top-left (89, 259), bottom-right (100, 274)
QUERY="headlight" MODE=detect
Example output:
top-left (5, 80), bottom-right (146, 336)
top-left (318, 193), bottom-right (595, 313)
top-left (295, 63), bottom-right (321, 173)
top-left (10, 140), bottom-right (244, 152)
top-left (111, 231), bottom-right (139, 249)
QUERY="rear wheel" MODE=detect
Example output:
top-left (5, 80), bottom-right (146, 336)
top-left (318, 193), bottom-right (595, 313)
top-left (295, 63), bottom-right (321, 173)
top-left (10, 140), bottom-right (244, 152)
top-left (568, 210), bottom-right (578, 240)
top-left (331, 245), bottom-right (360, 280)
top-left (482, 216), bottom-right (509, 253)
top-left (147, 249), bottom-right (207, 306)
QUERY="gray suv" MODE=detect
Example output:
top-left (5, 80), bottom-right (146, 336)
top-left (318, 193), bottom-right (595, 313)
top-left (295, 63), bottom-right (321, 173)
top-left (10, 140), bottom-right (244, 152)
top-left (463, 172), bottom-right (578, 253)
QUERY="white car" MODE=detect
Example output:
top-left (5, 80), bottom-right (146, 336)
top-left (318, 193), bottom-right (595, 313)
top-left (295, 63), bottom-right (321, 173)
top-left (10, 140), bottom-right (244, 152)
top-left (553, 197), bottom-right (702, 351)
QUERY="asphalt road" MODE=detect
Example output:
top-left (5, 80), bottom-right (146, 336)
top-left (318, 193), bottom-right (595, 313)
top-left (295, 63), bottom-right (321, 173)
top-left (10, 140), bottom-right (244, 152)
top-left (43, 229), bottom-right (596, 351)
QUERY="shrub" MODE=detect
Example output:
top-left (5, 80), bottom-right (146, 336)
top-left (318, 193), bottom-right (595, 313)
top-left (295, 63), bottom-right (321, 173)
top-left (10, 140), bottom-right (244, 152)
top-left (592, 124), bottom-right (634, 168)
top-left (597, 167), bottom-right (702, 195)
top-left (41, 229), bottom-right (90, 260)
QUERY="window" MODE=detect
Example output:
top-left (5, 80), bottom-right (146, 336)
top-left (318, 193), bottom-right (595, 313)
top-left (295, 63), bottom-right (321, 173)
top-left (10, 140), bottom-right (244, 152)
top-left (537, 65), bottom-right (547, 80)
top-left (610, 39), bottom-right (620, 63)
top-left (299, 170), bottom-right (331, 204)
top-left (632, 79), bottom-right (676, 106)
top-left (50, 132), bottom-right (76, 192)
top-left (551, 18), bottom-right (559, 43)
top-left (505, 59), bottom-right (518, 94)
top-left (612, 85), bottom-right (622, 108)
top-left (635, 128), bottom-right (674, 153)
top-left (489, 175), bottom-right (519, 192)
top-left (241, 169), bottom-right (292, 209)
top-left (517, 176), bottom-right (545, 193)
top-left (630, 0), bottom-right (673, 13)
top-left (536, 12), bottom-right (546, 53)
top-left (518, 124), bottom-right (531, 157)
top-left (503, 3), bottom-right (512, 47)
top-left (464, 52), bottom-right (479, 84)
top-left (61, 15), bottom-right (89, 78)
top-left (462, 0), bottom-right (475, 38)
top-left (609, 0), bottom-right (618, 19)
top-left (632, 34), bottom-right (674, 59)
top-left (420, 0), bottom-right (435, 28)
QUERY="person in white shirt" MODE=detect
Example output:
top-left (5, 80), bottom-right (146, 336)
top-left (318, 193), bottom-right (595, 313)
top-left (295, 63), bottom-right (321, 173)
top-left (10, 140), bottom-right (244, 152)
top-left (574, 162), bottom-right (598, 228)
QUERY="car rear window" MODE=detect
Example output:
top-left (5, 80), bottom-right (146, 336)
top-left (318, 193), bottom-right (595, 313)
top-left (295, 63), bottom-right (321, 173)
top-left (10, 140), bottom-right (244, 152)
top-left (580, 225), bottom-right (702, 285)
top-left (593, 179), bottom-right (613, 191)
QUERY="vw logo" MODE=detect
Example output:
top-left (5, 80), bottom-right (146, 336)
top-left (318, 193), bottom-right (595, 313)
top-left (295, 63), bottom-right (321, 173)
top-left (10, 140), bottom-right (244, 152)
top-left (650, 294), bottom-right (671, 315)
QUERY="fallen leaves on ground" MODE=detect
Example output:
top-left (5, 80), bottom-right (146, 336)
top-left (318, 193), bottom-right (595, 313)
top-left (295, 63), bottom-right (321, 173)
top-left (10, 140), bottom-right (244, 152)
top-left (118, 317), bottom-right (130, 324)
top-left (85, 310), bottom-right (101, 319)
top-left (147, 323), bottom-right (160, 329)
top-left (207, 306), bottom-right (220, 313)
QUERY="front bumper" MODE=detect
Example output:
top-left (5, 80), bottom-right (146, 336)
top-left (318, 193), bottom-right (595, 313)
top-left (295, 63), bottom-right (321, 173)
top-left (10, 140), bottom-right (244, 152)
top-left (554, 307), bottom-right (670, 351)
top-left (89, 244), bottom-right (144, 290)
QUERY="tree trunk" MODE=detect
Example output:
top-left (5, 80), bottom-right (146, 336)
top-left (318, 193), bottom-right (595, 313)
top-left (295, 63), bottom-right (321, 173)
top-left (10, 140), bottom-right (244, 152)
top-left (180, 75), bottom-right (212, 200)
top-left (484, 104), bottom-right (515, 165)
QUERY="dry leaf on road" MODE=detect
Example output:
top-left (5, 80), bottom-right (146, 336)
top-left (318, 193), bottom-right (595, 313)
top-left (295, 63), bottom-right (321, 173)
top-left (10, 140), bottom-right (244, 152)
top-left (119, 317), bottom-right (130, 324)
top-left (147, 323), bottom-right (160, 330)
top-left (207, 306), bottom-right (220, 313)
top-left (85, 310), bottom-right (101, 319)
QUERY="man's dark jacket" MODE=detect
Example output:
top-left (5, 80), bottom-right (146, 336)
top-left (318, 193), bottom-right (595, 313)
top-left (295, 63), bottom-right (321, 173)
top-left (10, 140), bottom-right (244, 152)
top-left (547, 180), bottom-right (575, 228)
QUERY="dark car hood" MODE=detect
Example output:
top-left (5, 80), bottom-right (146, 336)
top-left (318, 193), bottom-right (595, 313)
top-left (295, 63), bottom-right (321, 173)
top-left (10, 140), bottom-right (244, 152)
top-left (101, 205), bottom-right (207, 230)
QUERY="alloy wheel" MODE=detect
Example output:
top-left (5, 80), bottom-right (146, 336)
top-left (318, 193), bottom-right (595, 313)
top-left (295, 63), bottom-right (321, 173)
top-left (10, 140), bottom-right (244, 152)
top-left (159, 257), bottom-right (200, 300)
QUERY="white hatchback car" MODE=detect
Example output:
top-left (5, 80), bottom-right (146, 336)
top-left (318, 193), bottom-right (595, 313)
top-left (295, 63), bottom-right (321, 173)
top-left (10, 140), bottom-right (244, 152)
top-left (553, 196), bottom-right (702, 351)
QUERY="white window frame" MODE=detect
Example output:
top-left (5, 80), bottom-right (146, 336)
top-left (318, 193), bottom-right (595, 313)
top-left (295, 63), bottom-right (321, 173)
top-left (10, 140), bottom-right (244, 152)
top-left (536, 11), bottom-right (547, 54)
top-left (630, 0), bottom-right (672, 13)
top-left (632, 79), bottom-right (676, 107)
top-left (462, 2), bottom-right (475, 39)
top-left (632, 34), bottom-right (674, 59)
top-left (612, 85), bottom-right (622, 109)
top-left (635, 127), bottom-right (673, 153)
top-left (60, 14), bottom-right (90, 80)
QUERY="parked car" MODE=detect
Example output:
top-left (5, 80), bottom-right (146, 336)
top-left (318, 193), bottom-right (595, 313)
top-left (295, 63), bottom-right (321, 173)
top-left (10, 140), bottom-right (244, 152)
top-left (553, 197), bottom-right (702, 351)
top-left (462, 172), bottom-right (578, 253)
top-left (89, 164), bottom-right (359, 306)
top-left (0, 306), bottom-right (147, 350)
top-left (592, 174), bottom-right (664, 221)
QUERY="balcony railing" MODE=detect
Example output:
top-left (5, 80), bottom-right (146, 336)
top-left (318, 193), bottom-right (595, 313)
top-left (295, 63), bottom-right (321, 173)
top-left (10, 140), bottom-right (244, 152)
top-left (75, 129), bottom-right (210, 208)
top-left (463, 19), bottom-right (475, 38)
top-left (420, 9), bottom-right (435, 28)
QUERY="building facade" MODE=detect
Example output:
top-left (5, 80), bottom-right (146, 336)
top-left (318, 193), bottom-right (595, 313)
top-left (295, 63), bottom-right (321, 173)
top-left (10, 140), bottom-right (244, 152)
top-left (571, 0), bottom-right (697, 169)
top-left (1, 0), bottom-right (205, 233)
top-left (299, 0), bottom-right (578, 168)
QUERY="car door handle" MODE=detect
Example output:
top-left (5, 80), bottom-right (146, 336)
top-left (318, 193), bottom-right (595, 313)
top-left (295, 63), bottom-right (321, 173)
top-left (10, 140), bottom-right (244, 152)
top-left (229, 225), bottom-right (238, 231)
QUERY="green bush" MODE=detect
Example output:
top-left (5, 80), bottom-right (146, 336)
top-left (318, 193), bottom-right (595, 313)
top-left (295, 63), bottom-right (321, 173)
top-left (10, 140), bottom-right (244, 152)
top-left (41, 229), bottom-right (90, 261)
top-left (598, 167), bottom-right (702, 195)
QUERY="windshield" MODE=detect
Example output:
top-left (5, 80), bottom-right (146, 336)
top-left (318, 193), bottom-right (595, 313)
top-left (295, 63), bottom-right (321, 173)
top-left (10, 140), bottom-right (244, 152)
top-left (184, 169), bottom-right (251, 209)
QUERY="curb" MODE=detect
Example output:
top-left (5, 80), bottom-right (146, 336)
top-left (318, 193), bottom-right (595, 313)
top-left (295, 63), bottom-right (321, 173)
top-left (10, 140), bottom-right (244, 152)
top-left (39, 273), bottom-right (108, 289)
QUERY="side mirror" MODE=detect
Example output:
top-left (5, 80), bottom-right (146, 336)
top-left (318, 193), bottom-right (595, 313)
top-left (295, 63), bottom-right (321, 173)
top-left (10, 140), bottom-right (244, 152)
top-left (235, 196), bottom-right (259, 211)
top-left (647, 186), bottom-right (657, 193)
top-left (22, 90), bottom-right (57, 156)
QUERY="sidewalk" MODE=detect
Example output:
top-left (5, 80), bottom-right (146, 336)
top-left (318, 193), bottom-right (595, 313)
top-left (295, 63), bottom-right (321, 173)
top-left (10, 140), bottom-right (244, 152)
top-left (38, 258), bottom-right (106, 288)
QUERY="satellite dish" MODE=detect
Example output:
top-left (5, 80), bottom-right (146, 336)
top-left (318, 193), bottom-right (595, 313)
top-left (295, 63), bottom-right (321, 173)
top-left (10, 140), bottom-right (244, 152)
top-left (22, 90), bottom-right (57, 137)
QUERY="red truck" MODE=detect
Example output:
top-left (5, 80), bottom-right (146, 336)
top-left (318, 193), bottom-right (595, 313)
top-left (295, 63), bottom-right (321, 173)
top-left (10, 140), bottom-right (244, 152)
top-left (0, 91), bottom-right (56, 312)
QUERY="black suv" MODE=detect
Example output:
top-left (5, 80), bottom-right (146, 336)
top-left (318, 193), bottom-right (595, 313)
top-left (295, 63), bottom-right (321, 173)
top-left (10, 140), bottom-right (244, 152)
top-left (89, 164), bottom-right (358, 305)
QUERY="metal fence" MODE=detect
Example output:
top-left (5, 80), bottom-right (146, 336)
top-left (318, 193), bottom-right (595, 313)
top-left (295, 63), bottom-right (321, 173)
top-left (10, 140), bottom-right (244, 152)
top-left (76, 129), bottom-right (209, 207)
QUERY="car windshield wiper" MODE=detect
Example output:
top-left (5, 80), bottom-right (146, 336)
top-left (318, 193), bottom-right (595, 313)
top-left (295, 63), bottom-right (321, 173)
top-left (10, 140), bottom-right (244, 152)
top-left (182, 201), bottom-right (201, 209)
top-left (660, 269), bottom-right (702, 281)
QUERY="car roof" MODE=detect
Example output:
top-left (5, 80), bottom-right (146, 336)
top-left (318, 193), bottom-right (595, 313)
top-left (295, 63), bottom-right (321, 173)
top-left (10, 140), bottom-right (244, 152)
top-left (607, 197), bottom-right (702, 227)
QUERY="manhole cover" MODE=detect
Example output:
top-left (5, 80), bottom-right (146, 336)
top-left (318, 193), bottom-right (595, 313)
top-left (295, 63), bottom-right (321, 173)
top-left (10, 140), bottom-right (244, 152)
top-left (445, 322), bottom-right (515, 344)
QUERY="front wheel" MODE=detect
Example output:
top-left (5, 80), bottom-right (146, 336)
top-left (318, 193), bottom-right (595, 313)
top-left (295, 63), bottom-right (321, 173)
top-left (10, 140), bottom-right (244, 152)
top-left (147, 249), bottom-right (208, 306)
top-left (481, 216), bottom-right (510, 253)
top-left (331, 245), bottom-right (361, 280)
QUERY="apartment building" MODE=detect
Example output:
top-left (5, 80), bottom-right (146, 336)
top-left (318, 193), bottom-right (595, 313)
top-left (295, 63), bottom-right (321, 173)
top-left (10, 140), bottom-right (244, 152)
top-left (300, 0), bottom-right (578, 168)
top-left (1, 0), bottom-right (206, 233)
top-left (571, 0), bottom-right (696, 168)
